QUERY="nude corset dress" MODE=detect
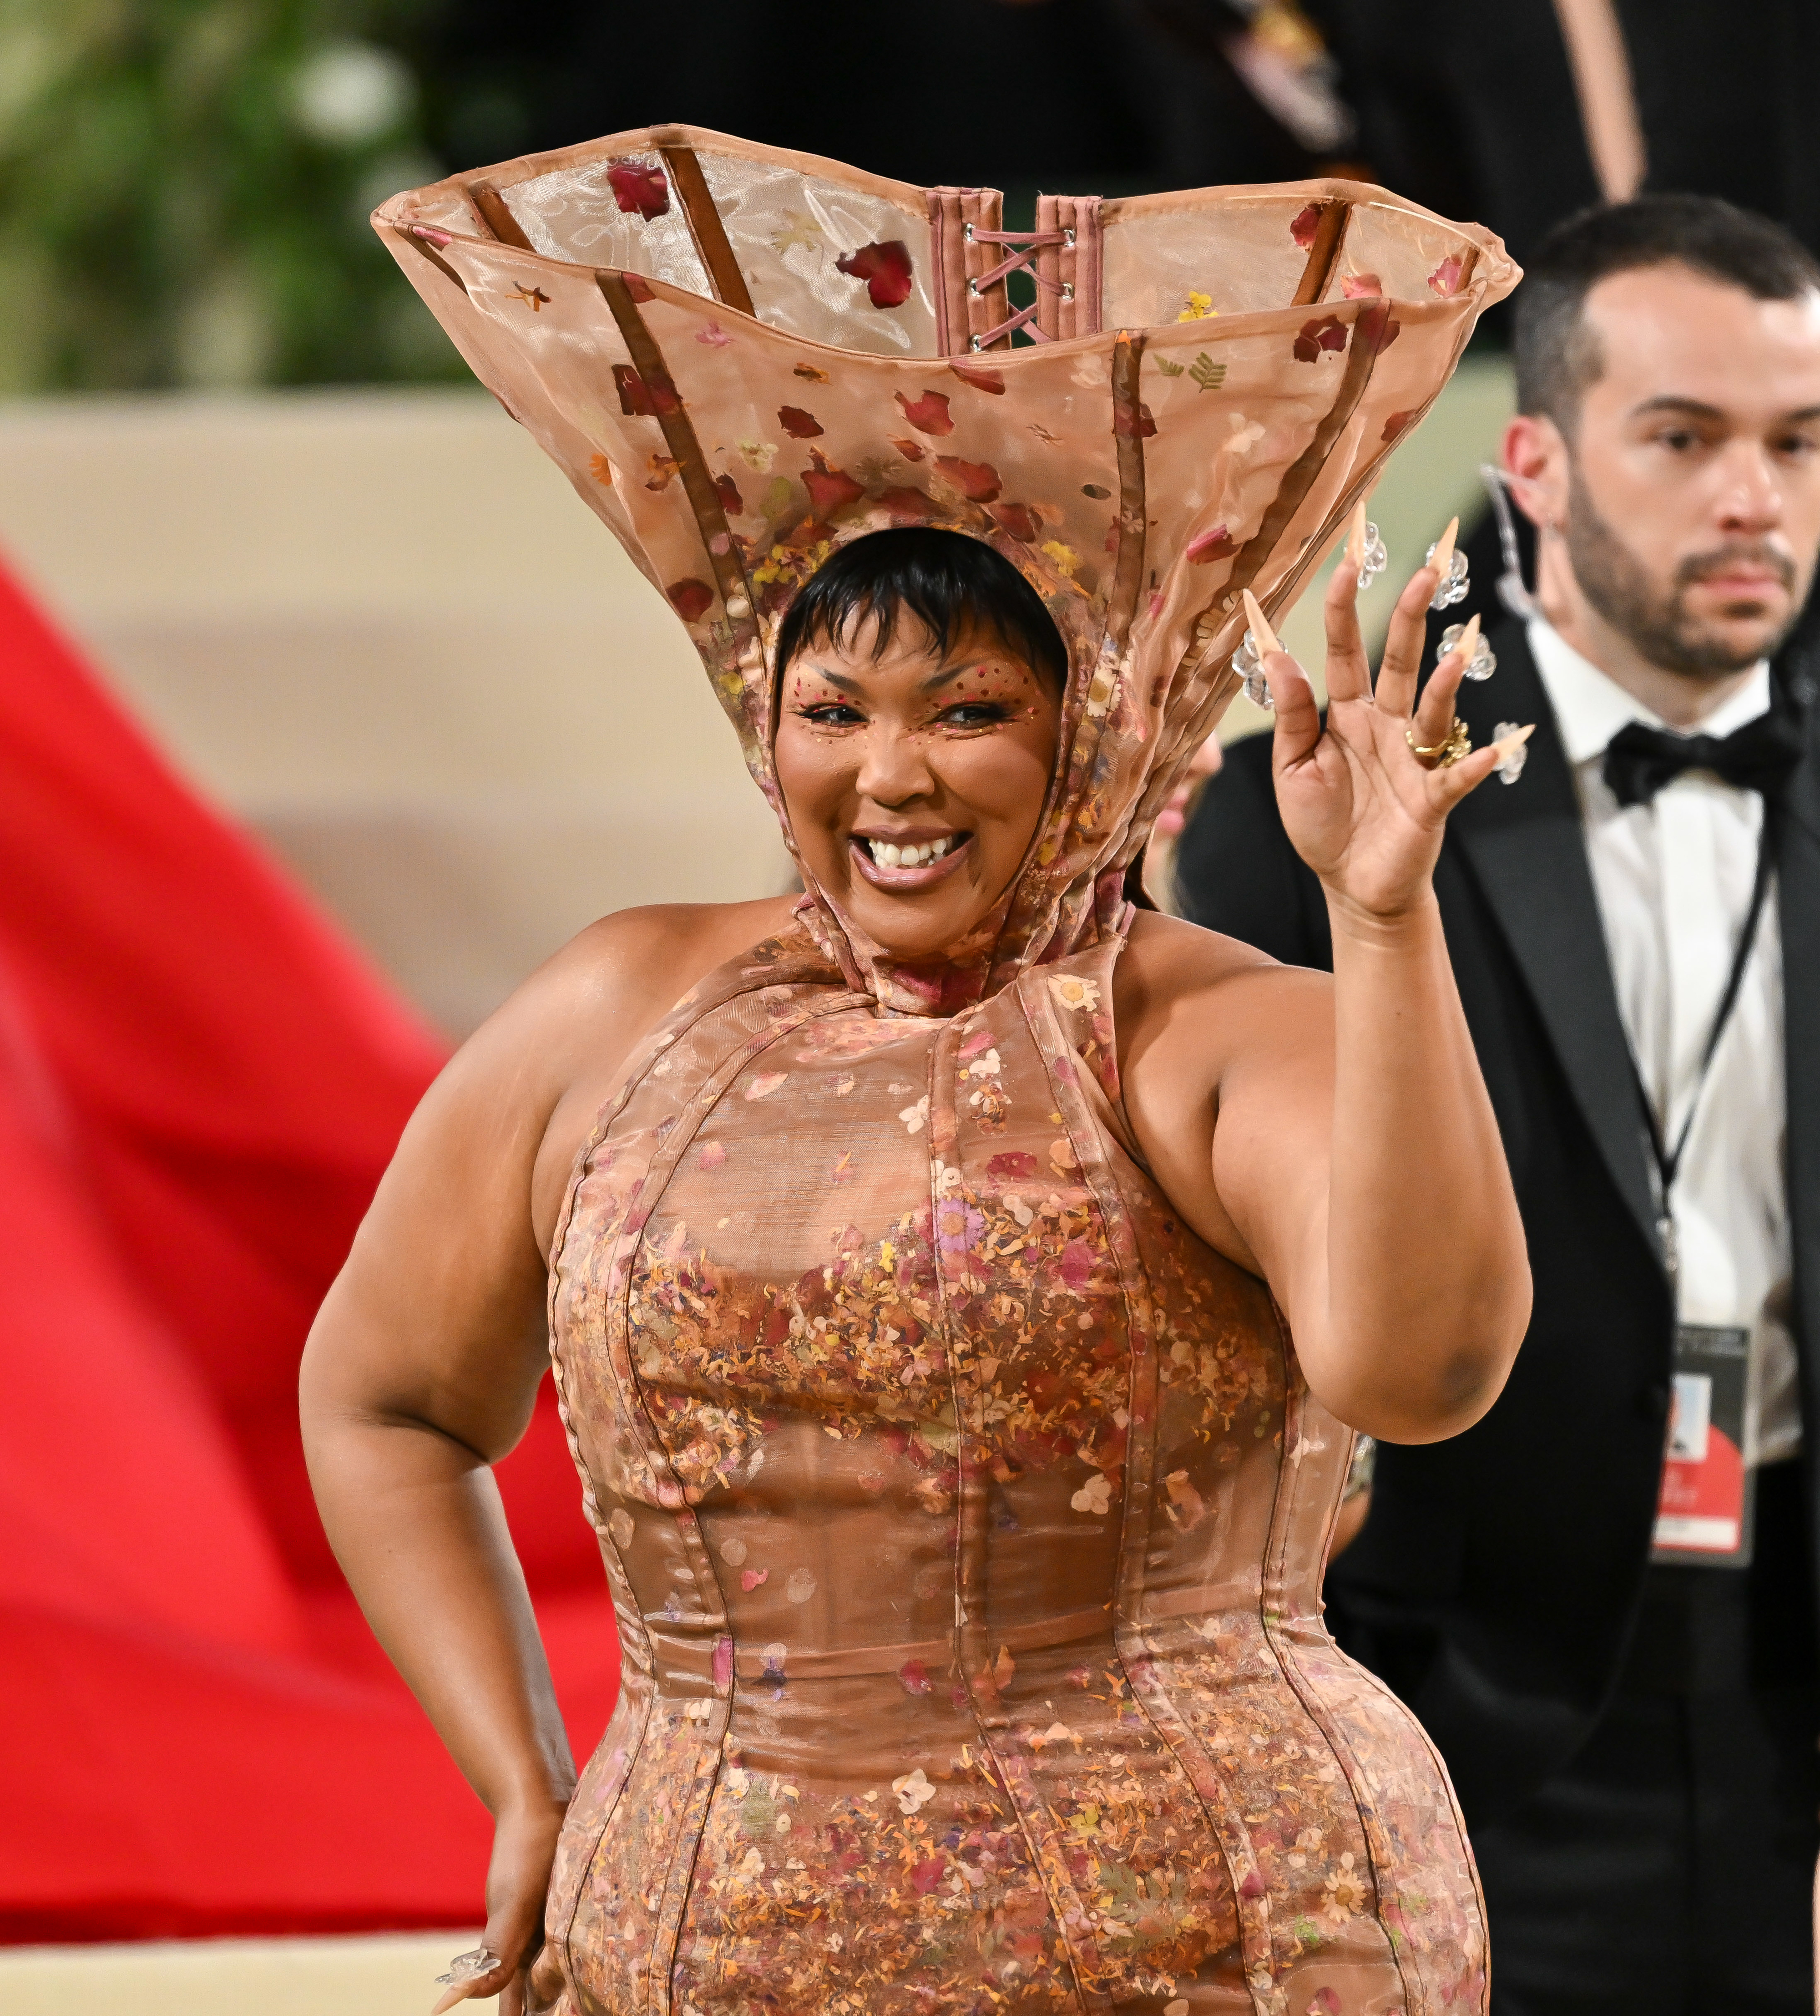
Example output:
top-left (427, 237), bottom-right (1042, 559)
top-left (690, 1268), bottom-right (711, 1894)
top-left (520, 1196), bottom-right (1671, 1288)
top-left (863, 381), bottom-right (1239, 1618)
top-left (532, 916), bottom-right (1486, 2016)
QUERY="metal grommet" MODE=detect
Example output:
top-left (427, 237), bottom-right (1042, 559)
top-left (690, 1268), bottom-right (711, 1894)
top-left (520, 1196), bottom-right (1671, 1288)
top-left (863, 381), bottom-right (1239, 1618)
top-left (963, 223), bottom-right (975, 243)
top-left (970, 334), bottom-right (985, 352)
top-left (967, 278), bottom-right (980, 297)
top-left (1062, 283), bottom-right (1074, 300)
top-left (1064, 228), bottom-right (1076, 248)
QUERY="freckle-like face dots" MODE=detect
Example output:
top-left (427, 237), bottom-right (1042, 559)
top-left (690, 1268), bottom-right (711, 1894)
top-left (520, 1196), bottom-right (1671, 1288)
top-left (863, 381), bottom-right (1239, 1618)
top-left (772, 611), bottom-right (1063, 965)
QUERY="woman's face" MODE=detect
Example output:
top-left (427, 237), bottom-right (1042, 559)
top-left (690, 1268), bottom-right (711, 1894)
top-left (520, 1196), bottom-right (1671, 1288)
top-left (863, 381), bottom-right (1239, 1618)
top-left (772, 610), bottom-right (1063, 964)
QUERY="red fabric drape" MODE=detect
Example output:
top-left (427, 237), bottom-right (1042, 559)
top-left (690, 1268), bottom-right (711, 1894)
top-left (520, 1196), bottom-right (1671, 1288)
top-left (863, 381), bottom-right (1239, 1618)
top-left (0, 557), bottom-right (619, 1941)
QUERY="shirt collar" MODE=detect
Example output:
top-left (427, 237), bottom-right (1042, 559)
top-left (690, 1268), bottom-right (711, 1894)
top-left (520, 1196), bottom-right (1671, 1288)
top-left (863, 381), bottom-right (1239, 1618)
top-left (1527, 616), bottom-right (1771, 766)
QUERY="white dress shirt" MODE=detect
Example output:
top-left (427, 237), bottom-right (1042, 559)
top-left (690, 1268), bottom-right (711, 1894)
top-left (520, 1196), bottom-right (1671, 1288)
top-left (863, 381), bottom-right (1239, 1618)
top-left (1528, 618), bottom-right (1798, 1465)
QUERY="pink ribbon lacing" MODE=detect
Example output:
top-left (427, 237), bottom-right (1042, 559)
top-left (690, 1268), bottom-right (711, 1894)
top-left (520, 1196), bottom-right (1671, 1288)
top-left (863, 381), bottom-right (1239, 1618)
top-left (966, 225), bottom-right (1075, 349)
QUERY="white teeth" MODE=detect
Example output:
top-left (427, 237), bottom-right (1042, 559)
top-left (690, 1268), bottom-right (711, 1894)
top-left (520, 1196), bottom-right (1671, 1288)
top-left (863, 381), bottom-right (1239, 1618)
top-left (865, 836), bottom-right (957, 869)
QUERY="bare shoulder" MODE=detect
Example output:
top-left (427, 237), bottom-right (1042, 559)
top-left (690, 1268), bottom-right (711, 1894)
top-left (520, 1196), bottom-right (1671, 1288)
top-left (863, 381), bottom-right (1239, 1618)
top-left (507, 897), bottom-right (799, 1238)
top-left (500, 896), bottom-right (799, 1062)
top-left (1114, 908), bottom-right (1330, 1050)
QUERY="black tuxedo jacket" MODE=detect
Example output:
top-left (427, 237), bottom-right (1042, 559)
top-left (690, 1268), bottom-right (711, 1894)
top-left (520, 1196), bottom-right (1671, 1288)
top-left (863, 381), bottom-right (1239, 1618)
top-left (1173, 619), bottom-right (1820, 1821)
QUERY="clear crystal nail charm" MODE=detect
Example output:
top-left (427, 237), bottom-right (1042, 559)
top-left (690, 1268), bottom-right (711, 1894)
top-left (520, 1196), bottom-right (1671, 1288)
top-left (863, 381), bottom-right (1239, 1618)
top-left (1493, 721), bottom-right (1528, 785)
top-left (436, 1949), bottom-right (501, 1987)
top-left (1426, 540), bottom-right (1470, 610)
top-left (1232, 628), bottom-right (1272, 709)
top-left (1439, 621), bottom-right (1497, 680)
top-left (1357, 519), bottom-right (1388, 590)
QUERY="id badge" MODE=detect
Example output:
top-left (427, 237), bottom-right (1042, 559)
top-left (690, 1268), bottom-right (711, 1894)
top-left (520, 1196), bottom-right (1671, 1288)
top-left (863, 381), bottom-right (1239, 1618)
top-left (1651, 1325), bottom-right (1755, 1568)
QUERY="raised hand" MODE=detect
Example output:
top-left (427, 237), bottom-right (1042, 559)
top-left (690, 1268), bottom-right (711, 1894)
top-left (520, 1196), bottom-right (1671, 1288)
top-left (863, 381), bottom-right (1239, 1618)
top-left (1257, 524), bottom-right (1530, 923)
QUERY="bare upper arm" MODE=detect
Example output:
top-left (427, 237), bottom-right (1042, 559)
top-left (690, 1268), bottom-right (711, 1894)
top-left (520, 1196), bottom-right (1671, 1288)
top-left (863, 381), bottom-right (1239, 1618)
top-left (1115, 912), bottom-right (1336, 1306)
top-left (300, 896), bottom-right (796, 1460)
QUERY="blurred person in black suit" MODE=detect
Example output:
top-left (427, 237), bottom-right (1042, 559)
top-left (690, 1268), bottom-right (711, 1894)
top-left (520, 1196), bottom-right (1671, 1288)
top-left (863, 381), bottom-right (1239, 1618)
top-left (1176, 195), bottom-right (1820, 2013)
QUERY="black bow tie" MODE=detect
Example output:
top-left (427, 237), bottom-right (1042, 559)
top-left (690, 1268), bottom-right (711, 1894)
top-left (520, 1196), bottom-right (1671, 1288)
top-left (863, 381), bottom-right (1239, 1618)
top-left (1602, 703), bottom-right (1807, 809)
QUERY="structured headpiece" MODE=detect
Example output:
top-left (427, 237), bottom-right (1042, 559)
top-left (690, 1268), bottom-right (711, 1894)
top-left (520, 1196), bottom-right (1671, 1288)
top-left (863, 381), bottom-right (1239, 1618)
top-left (376, 124), bottom-right (1516, 1011)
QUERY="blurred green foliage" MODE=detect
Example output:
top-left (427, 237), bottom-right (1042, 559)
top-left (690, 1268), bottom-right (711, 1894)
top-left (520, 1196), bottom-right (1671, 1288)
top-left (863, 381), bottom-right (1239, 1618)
top-left (0, 0), bottom-right (463, 390)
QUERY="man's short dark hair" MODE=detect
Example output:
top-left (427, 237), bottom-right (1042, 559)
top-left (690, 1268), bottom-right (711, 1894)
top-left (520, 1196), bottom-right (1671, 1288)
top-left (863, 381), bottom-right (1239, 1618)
top-left (775, 527), bottom-right (1070, 696)
top-left (1513, 194), bottom-right (1820, 432)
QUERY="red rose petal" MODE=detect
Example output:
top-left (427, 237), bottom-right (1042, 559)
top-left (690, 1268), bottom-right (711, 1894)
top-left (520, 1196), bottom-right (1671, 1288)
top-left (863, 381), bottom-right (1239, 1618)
top-left (879, 486), bottom-right (940, 523)
top-left (835, 239), bottom-right (914, 309)
top-left (993, 502), bottom-right (1042, 542)
top-left (1186, 524), bottom-right (1238, 564)
top-left (932, 455), bottom-right (1002, 504)
top-left (613, 363), bottom-right (654, 415)
top-left (888, 435), bottom-right (927, 463)
top-left (1341, 272), bottom-right (1383, 299)
top-left (778, 405), bottom-right (824, 439)
top-left (714, 471), bottom-right (743, 517)
top-left (986, 1151), bottom-right (1038, 1181)
top-left (1289, 202), bottom-right (1324, 249)
top-left (803, 450), bottom-right (864, 516)
top-left (607, 160), bottom-right (670, 222)
top-left (1381, 408), bottom-right (1416, 443)
top-left (949, 362), bottom-right (1006, 394)
top-left (667, 578), bottom-right (715, 622)
top-left (894, 389), bottom-right (954, 436)
top-left (1293, 314), bottom-right (1349, 363)
top-left (1357, 300), bottom-right (1401, 351)
top-left (613, 363), bottom-right (680, 417)
top-left (1428, 253), bottom-right (1465, 297)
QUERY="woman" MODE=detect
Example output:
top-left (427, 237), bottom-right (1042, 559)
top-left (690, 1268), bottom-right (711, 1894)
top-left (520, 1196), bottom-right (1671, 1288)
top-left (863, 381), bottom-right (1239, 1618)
top-left (302, 516), bottom-right (1531, 2016)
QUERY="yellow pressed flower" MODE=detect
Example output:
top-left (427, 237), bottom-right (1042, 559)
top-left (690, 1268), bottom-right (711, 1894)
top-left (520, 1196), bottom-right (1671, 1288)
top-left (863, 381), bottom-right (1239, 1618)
top-left (1177, 290), bottom-right (1217, 322)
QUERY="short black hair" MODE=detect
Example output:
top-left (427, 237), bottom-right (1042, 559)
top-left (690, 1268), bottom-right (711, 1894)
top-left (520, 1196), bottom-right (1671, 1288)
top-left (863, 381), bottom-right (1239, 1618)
top-left (774, 527), bottom-right (1070, 695)
top-left (1514, 194), bottom-right (1820, 432)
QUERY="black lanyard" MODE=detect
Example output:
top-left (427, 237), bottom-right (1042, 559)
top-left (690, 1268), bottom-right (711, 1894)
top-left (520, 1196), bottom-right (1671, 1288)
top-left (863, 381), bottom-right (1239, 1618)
top-left (1632, 820), bottom-right (1775, 1278)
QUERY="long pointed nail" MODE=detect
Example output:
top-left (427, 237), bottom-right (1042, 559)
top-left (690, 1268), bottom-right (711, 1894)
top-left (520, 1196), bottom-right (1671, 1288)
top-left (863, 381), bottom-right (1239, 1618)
top-left (1240, 588), bottom-right (1281, 656)
top-left (1345, 499), bottom-right (1368, 567)
top-left (1429, 514), bottom-right (1459, 581)
top-left (1451, 611), bottom-right (1481, 662)
top-left (1490, 722), bottom-right (1535, 757)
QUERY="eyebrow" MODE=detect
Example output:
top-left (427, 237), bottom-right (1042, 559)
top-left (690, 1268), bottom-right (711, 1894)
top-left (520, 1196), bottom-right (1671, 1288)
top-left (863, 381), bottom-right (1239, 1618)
top-left (917, 658), bottom-right (1006, 694)
top-left (1630, 395), bottom-right (1820, 426)
top-left (798, 656), bottom-right (1015, 696)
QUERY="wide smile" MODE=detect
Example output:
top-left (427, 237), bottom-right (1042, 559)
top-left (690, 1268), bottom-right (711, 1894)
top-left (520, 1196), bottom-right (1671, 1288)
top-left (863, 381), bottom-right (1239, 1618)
top-left (850, 830), bottom-right (973, 891)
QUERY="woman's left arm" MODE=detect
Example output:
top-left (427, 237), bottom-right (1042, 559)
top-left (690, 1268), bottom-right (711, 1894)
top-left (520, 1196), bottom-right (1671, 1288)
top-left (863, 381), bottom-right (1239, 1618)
top-left (1124, 555), bottom-right (1532, 1444)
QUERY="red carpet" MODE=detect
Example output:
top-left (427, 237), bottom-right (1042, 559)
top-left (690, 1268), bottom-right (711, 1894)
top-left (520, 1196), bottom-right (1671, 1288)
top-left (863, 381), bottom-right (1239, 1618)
top-left (0, 560), bottom-right (619, 1941)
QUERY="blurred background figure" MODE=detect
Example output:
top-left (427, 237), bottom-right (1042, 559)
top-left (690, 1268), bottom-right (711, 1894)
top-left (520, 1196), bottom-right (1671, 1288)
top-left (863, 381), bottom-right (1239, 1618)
top-left (1178, 194), bottom-right (1820, 2014)
top-left (4, 0), bottom-right (1820, 2008)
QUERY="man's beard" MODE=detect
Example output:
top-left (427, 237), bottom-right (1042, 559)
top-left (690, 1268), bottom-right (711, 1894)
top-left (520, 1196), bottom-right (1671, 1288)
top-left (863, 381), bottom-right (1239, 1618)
top-left (1564, 466), bottom-right (1801, 678)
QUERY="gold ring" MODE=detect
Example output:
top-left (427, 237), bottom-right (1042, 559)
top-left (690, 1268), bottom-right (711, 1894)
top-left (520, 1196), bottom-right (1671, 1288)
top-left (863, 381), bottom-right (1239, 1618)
top-left (1406, 718), bottom-right (1471, 767)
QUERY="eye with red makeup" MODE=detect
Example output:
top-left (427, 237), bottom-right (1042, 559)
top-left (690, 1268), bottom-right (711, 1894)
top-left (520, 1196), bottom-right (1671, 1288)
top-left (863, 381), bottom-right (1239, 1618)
top-left (788, 658), bottom-right (1041, 733)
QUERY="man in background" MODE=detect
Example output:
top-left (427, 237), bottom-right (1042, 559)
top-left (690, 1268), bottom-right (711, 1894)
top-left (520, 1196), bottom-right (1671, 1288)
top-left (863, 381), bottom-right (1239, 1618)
top-left (1176, 195), bottom-right (1820, 2011)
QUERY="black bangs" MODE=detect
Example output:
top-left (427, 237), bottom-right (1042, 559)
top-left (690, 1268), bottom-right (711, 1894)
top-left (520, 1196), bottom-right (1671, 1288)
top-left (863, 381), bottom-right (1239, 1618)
top-left (774, 528), bottom-right (1070, 696)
